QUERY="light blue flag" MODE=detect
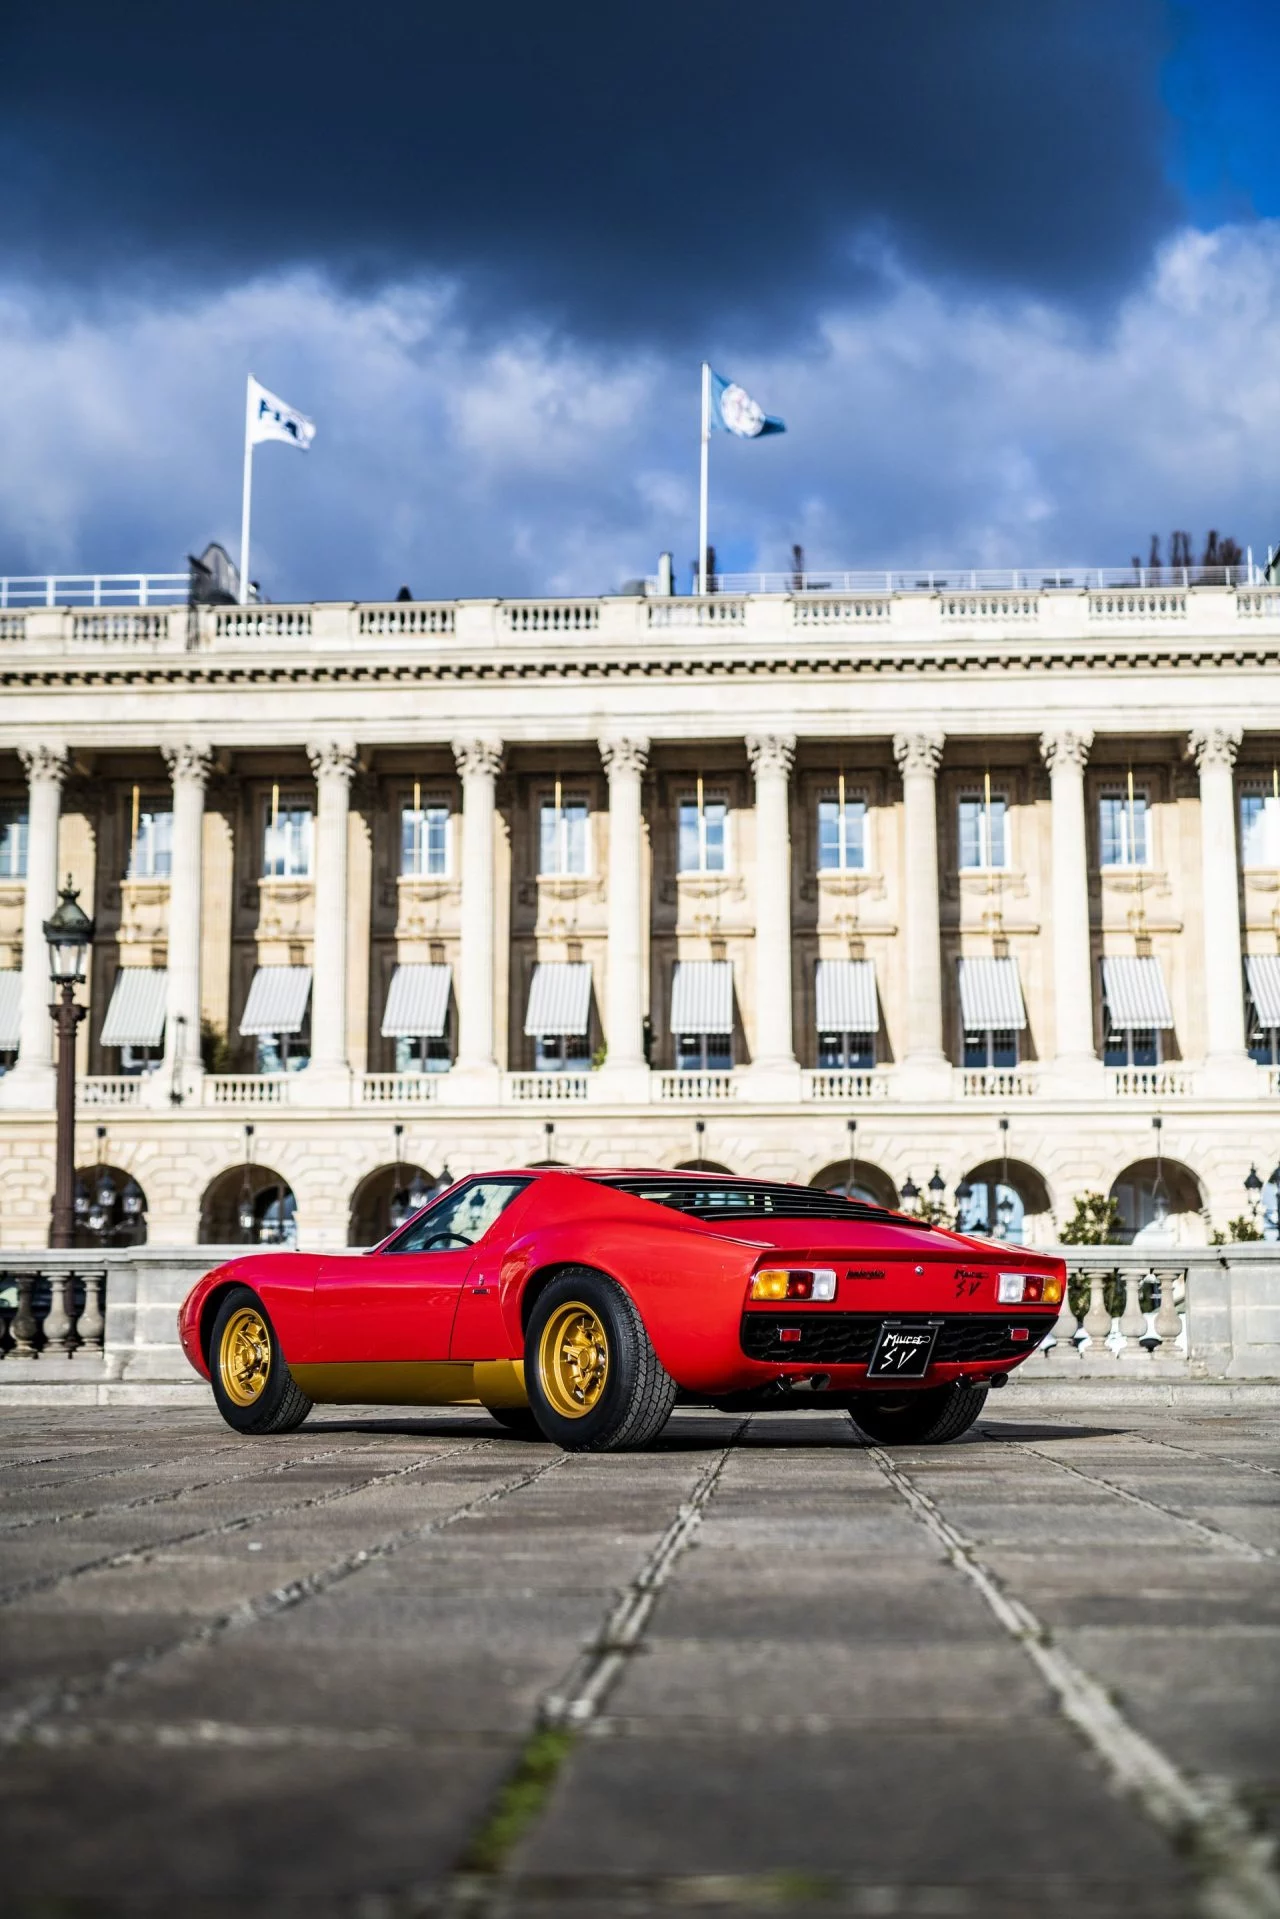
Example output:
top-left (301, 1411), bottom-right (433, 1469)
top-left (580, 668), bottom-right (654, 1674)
top-left (709, 369), bottom-right (785, 438)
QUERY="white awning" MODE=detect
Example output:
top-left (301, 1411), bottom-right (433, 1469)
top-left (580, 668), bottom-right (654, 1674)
top-left (382, 963), bottom-right (451, 1038)
top-left (100, 968), bottom-right (168, 1048)
top-left (1246, 954), bottom-right (1280, 1029)
top-left (1102, 954), bottom-right (1174, 1030)
top-left (0, 971), bottom-right (21, 1050)
top-left (815, 959), bottom-right (877, 1033)
top-left (240, 966), bottom-right (312, 1036)
top-left (958, 956), bottom-right (1027, 1032)
top-left (524, 962), bottom-right (592, 1037)
top-left (671, 960), bottom-right (733, 1036)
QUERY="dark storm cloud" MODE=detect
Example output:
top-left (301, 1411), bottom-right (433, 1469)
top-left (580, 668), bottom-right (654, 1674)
top-left (1, 0), bottom-right (1178, 341)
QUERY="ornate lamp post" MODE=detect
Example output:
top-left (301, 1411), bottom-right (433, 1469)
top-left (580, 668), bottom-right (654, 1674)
top-left (44, 880), bottom-right (95, 1249)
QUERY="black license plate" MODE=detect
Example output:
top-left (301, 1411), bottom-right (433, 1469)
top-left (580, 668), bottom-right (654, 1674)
top-left (867, 1321), bottom-right (942, 1379)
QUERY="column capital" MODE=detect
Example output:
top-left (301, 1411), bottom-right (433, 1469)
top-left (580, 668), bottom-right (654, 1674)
top-left (18, 744), bottom-right (68, 788)
top-left (162, 741), bottom-right (214, 789)
top-left (599, 735), bottom-right (650, 779)
top-left (452, 738), bottom-right (504, 781)
top-left (1188, 725), bottom-right (1242, 772)
top-left (892, 731), bottom-right (944, 778)
top-left (306, 740), bottom-right (359, 785)
top-left (746, 733), bottom-right (796, 778)
top-left (1039, 728), bottom-right (1093, 775)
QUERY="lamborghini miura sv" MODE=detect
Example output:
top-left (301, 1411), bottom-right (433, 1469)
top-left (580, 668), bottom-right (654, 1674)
top-left (179, 1170), bottom-right (1065, 1449)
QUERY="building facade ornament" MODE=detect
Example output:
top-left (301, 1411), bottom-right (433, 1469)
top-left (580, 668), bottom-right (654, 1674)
top-left (306, 740), bottom-right (359, 785)
top-left (18, 744), bottom-right (68, 788)
top-left (1039, 729), bottom-right (1093, 774)
top-left (745, 734), bottom-right (796, 778)
top-left (599, 736), bottom-right (650, 779)
top-left (1187, 725), bottom-right (1243, 772)
top-left (892, 731), bottom-right (944, 778)
top-left (162, 742), bottom-right (214, 788)
top-left (452, 738), bottom-right (504, 781)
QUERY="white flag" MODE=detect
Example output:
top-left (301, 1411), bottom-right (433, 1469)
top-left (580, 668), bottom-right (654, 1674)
top-left (246, 374), bottom-right (316, 450)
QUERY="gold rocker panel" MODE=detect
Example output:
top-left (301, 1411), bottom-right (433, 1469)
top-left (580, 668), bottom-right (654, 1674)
top-left (289, 1359), bottom-right (527, 1409)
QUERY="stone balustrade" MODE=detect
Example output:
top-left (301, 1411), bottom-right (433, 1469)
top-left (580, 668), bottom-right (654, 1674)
top-left (0, 1242), bottom-right (1274, 1404)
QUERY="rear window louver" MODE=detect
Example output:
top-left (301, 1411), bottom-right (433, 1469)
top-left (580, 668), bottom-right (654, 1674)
top-left (592, 1178), bottom-right (911, 1225)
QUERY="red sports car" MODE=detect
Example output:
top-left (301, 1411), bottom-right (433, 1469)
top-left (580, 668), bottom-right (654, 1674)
top-left (179, 1169), bottom-right (1065, 1450)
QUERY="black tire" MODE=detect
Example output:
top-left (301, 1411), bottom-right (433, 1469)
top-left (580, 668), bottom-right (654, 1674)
top-left (847, 1382), bottom-right (987, 1446)
top-left (525, 1268), bottom-right (677, 1453)
top-left (208, 1285), bottom-right (312, 1436)
top-left (484, 1405), bottom-right (543, 1439)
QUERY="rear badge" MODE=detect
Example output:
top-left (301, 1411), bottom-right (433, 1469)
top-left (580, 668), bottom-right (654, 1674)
top-left (868, 1320), bottom-right (941, 1378)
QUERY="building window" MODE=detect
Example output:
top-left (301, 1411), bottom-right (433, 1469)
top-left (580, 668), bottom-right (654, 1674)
top-left (1249, 1022), bottom-right (1279, 1067)
top-left (1104, 1026), bottom-right (1160, 1068)
top-left (1099, 786), bottom-right (1148, 867)
top-left (120, 1042), bottom-right (163, 1077)
top-left (963, 1029), bottom-right (1019, 1070)
top-left (1241, 789), bottom-right (1280, 868)
top-left (394, 1032), bottom-right (452, 1074)
top-left (534, 1033), bottom-right (590, 1073)
top-left (539, 784), bottom-right (589, 877)
top-left (401, 791), bottom-right (449, 877)
top-left (675, 1031), bottom-right (732, 1073)
top-left (817, 782), bottom-right (866, 871)
top-left (958, 791), bottom-right (1008, 870)
top-left (817, 1030), bottom-right (875, 1069)
top-left (0, 803), bottom-right (27, 878)
top-left (678, 781), bottom-right (728, 874)
top-left (262, 790), bottom-right (313, 879)
top-left (127, 805), bottom-right (173, 879)
top-left (256, 1024), bottom-right (310, 1074)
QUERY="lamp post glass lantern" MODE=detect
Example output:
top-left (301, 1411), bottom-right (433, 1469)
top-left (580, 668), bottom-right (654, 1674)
top-left (44, 880), bottom-right (95, 1249)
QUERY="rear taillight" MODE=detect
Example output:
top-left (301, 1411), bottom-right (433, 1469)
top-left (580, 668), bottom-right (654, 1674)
top-left (998, 1272), bottom-right (1063, 1305)
top-left (750, 1267), bottom-right (838, 1302)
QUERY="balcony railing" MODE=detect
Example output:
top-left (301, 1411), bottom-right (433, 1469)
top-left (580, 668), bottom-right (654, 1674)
top-left (1107, 1067), bottom-right (1196, 1098)
top-left (505, 1072), bottom-right (591, 1102)
top-left (205, 1074), bottom-right (289, 1105)
top-left (359, 1073), bottom-right (441, 1104)
top-left (655, 1071), bottom-right (739, 1102)
top-left (960, 1068), bottom-right (1040, 1098)
top-left (77, 1075), bottom-right (144, 1107)
top-left (802, 1069), bottom-right (888, 1101)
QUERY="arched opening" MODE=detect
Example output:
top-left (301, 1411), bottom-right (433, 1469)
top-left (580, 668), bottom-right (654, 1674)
top-left (674, 1158), bottom-right (735, 1175)
top-left (1109, 1158), bottom-right (1206, 1246)
top-left (809, 1158), bottom-right (899, 1212)
top-left (955, 1158), bottom-right (1053, 1247)
top-left (348, 1163), bottom-right (440, 1246)
top-left (199, 1165), bottom-right (298, 1247)
top-left (71, 1163), bottom-right (147, 1248)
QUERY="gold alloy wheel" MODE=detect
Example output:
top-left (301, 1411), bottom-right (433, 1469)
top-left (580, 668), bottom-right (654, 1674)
top-left (218, 1304), bottom-right (272, 1406)
top-left (537, 1300), bottom-right (610, 1419)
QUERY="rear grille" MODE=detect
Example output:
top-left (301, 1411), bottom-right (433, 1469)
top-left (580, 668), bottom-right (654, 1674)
top-left (740, 1312), bottom-right (1047, 1365)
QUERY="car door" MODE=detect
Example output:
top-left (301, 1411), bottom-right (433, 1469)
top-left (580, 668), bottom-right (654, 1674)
top-left (313, 1178), bottom-right (530, 1362)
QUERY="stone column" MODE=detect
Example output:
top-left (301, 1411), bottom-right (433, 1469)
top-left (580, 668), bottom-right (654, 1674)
top-left (892, 731), bottom-right (948, 1093)
top-left (1189, 726), bottom-right (1250, 1089)
top-left (448, 738), bottom-right (503, 1097)
top-left (0, 744), bottom-right (68, 1108)
top-left (305, 740), bottom-right (358, 1100)
top-left (598, 736), bottom-right (650, 1096)
top-left (158, 742), bottom-right (212, 1105)
top-left (745, 734), bottom-right (800, 1091)
top-left (1039, 729), bottom-right (1101, 1090)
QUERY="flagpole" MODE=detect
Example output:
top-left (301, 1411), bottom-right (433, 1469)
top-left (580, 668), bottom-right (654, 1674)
top-left (238, 376), bottom-right (254, 606)
top-left (698, 361), bottom-right (710, 598)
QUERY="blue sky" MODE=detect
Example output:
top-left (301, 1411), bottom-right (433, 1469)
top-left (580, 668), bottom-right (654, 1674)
top-left (0, 1), bottom-right (1277, 600)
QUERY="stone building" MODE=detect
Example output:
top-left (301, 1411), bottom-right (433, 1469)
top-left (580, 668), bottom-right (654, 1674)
top-left (0, 573), bottom-right (1277, 1249)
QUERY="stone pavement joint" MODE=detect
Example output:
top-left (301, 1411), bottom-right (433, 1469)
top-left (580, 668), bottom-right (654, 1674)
top-left (991, 1436), bottom-right (1273, 1561)
top-left (867, 1444), bottom-right (1280, 1919)
top-left (0, 1446), bottom-right (563, 1745)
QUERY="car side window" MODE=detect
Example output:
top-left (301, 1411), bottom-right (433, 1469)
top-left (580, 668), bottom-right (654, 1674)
top-left (384, 1179), bottom-right (530, 1254)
